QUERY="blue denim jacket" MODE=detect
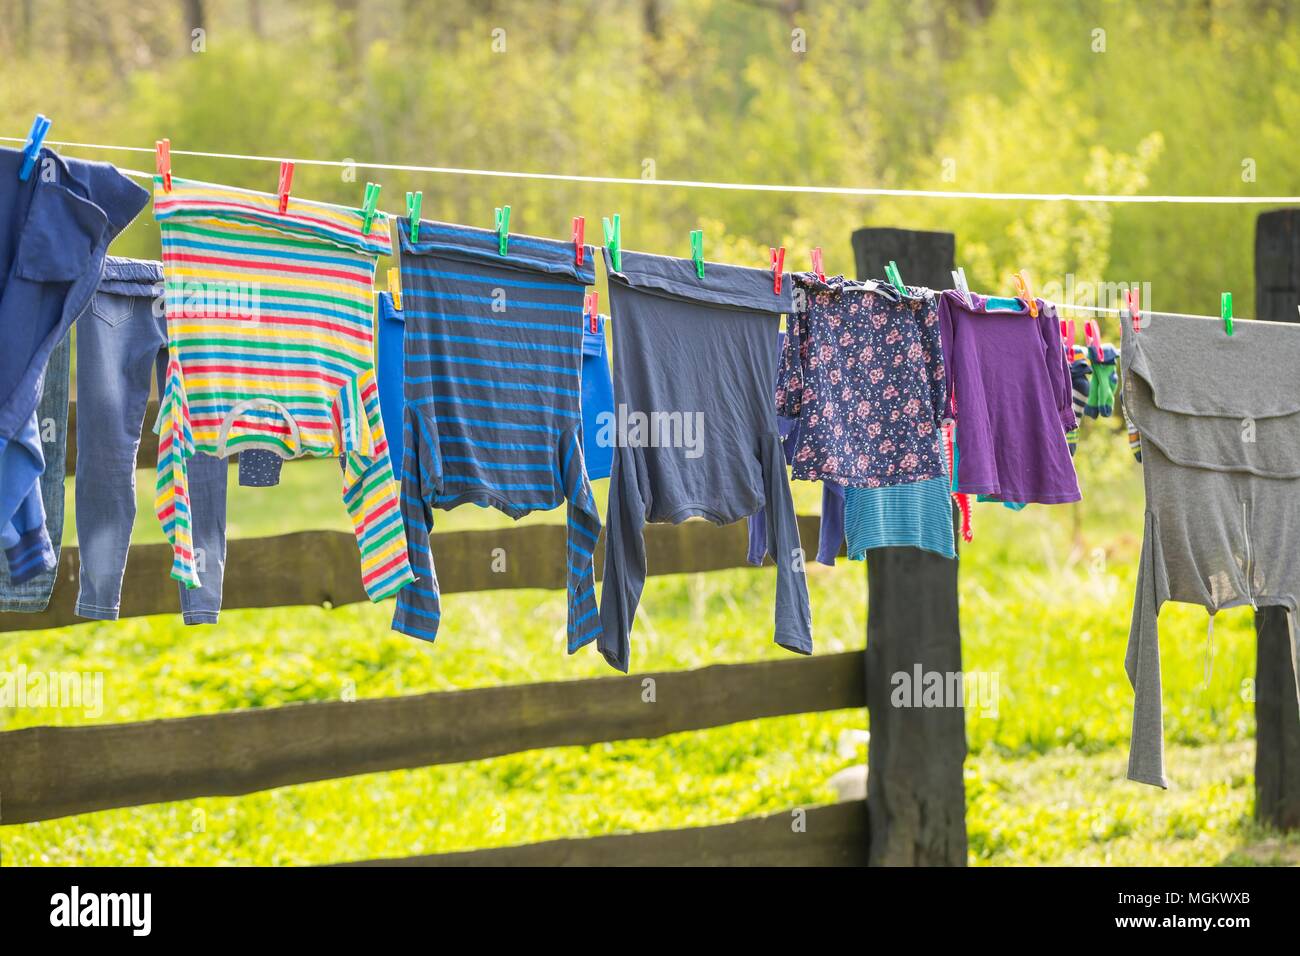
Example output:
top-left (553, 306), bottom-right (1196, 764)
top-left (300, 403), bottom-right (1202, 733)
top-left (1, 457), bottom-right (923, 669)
top-left (0, 147), bottom-right (148, 580)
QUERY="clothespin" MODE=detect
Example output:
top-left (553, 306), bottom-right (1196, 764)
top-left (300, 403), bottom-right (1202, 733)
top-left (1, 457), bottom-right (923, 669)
top-left (1059, 318), bottom-right (1075, 354)
top-left (770, 246), bottom-right (786, 295)
top-left (603, 214), bottom-right (622, 273)
top-left (387, 267), bottom-right (401, 311)
top-left (1125, 288), bottom-right (1141, 333)
top-left (584, 291), bottom-right (599, 334)
top-left (1084, 319), bottom-right (1104, 359)
top-left (406, 191), bottom-right (423, 242)
top-left (360, 182), bottom-right (381, 235)
top-left (690, 229), bottom-right (705, 278)
top-left (884, 260), bottom-right (906, 295)
top-left (155, 138), bottom-right (173, 193)
top-left (18, 114), bottom-right (51, 182)
top-left (811, 247), bottom-right (826, 284)
top-left (951, 266), bottom-right (972, 308)
top-left (1222, 292), bottom-right (1234, 337)
top-left (276, 161), bottom-right (294, 215)
top-left (572, 216), bottom-right (586, 267)
top-left (1012, 271), bottom-right (1039, 317)
top-left (494, 205), bottom-right (511, 256)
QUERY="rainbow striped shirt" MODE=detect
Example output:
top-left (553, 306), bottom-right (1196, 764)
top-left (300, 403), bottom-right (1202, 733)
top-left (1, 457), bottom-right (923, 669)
top-left (153, 176), bottom-right (413, 601)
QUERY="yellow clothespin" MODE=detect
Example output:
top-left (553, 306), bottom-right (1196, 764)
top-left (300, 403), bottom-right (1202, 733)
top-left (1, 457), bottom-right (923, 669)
top-left (1012, 271), bottom-right (1039, 318)
top-left (388, 267), bottom-right (401, 311)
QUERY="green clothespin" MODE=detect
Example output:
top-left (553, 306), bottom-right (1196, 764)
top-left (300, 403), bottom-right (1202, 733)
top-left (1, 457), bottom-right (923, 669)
top-left (406, 191), bottom-right (423, 243)
top-left (603, 214), bottom-right (622, 272)
top-left (360, 182), bottom-right (381, 234)
top-left (1222, 292), bottom-right (1233, 336)
top-left (495, 205), bottom-right (511, 255)
top-left (690, 229), bottom-right (704, 278)
top-left (885, 260), bottom-right (906, 295)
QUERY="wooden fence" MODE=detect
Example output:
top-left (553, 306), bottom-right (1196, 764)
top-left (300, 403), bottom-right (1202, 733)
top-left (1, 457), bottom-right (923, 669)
top-left (0, 406), bottom-right (871, 864)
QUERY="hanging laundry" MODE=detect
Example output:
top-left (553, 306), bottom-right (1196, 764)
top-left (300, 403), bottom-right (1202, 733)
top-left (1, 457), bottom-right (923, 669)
top-left (1084, 343), bottom-right (1120, 418)
top-left (0, 335), bottom-right (69, 610)
top-left (152, 177), bottom-right (411, 601)
top-left (599, 249), bottom-right (812, 673)
top-left (1066, 343), bottom-right (1092, 455)
top-left (237, 448), bottom-right (282, 487)
top-left (73, 258), bottom-right (230, 623)
top-left (375, 289), bottom-right (407, 479)
top-left (747, 331), bottom-right (845, 568)
top-left (0, 146), bottom-right (148, 584)
top-left (776, 275), bottom-right (948, 488)
top-left (1122, 313), bottom-right (1300, 787)
top-left (938, 291), bottom-right (1081, 504)
top-left (581, 312), bottom-right (615, 481)
top-left (390, 220), bottom-right (602, 653)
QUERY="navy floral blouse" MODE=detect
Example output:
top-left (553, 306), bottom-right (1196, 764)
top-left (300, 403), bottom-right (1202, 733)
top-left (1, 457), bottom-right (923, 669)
top-left (776, 275), bottom-right (947, 487)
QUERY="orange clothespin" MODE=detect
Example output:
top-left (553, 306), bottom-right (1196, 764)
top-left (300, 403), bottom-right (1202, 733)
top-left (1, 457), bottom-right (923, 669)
top-left (584, 291), bottom-right (599, 334)
top-left (155, 139), bottom-right (172, 193)
top-left (1012, 271), bottom-right (1038, 317)
top-left (770, 246), bottom-right (786, 295)
top-left (1125, 288), bottom-right (1141, 333)
top-left (277, 161), bottom-right (294, 215)
top-left (572, 217), bottom-right (585, 267)
top-left (387, 267), bottom-right (401, 311)
top-left (810, 247), bottom-right (825, 284)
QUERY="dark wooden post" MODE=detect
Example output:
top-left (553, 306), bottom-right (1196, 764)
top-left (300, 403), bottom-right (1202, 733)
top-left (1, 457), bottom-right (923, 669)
top-left (851, 228), bottom-right (967, 865)
top-left (1253, 210), bottom-right (1300, 830)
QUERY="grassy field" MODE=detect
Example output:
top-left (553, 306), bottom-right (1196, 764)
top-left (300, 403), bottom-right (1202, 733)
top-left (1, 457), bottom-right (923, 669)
top-left (2, 425), bottom-right (1296, 867)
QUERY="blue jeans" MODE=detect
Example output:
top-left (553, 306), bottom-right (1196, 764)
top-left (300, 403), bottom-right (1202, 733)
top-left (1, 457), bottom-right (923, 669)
top-left (0, 333), bottom-right (70, 610)
top-left (74, 257), bottom-right (228, 624)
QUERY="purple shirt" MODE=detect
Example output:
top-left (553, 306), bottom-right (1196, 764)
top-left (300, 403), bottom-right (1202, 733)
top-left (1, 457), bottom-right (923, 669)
top-left (937, 291), bottom-right (1080, 504)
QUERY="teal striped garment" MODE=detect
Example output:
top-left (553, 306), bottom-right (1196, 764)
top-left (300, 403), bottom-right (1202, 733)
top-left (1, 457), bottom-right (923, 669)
top-left (843, 476), bottom-right (956, 560)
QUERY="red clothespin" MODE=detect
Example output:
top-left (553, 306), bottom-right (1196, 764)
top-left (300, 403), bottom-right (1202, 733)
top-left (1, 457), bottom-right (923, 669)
top-left (770, 246), bottom-right (786, 295)
top-left (572, 217), bottom-right (585, 267)
top-left (1059, 318), bottom-right (1075, 356)
top-left (277, 161), bottom-right (294, 215)
top-left (155, 139), bottom-right (172, 193)
top-left (584, 291), bottom-right (599, 334)
top-left (1084, 319), bottom-right (1103, 360)
top-left (1125, 288), bottom-right (1141, 332)
top-left (810, 247), bottom-right (825, 284)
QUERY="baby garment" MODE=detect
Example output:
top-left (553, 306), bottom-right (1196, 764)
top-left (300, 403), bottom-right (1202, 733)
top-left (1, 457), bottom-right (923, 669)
top-left (375, 289), bottom-right (406, 479)
top-left (1084, 343), bottom-right (1120, 417)
top-left (1066, 343), bottom-right (1091, 455)
top-left (937, 291), bottom-right (1080, 504)
top-left (581, 313), bottom-right (615, 481)
top-left (777, 275), bottom-right (947, 487)
top-left (0, 335), bottom-right (69, 610)
top-left (747, 331), bottom-right (845, 567)
top-left (237, 449), bottom-right (282, 487)
top-left (599, 248), bottom-right (812, 673)
top-left (390, 219), bottom-right (602, 652)
top-left (74, 257), bottom-right (229, 624)
top-left (152, 176), bottom-right (411, 601)
top-left (1122, 313), bottom-right (1300, 787)
top-left (0, 147), bottom-right (148, 583)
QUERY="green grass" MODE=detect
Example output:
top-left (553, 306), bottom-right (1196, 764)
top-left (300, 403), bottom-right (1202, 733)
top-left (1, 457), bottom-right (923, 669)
top-left (0, 431), bottom-right (1288, 866)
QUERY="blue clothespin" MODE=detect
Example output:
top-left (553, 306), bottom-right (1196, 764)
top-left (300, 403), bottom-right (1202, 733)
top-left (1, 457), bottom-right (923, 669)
top-left (360, 182), bottom-right (381, 234)
top-left (495, 205), bottom-right (511, 255)
top-left (18, 114), bottom-right (51, 182)
top-left (690, 229), bottom-right (704, 278)
top-left (406, 191), bottom-right (422, 243)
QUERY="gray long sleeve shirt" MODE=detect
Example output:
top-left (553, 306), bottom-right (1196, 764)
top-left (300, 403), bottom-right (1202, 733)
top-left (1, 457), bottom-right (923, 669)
top-left (1122, 312), bottom-right (1300, 787)
top-left (597, 247), bottom-right (813, 672)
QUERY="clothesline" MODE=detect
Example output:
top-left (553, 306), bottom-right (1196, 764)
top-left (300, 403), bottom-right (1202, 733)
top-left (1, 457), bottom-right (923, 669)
top-left (5, 134), bottom-right (1300, 204)
top-left (24, 145), bottom-right (1300, 329)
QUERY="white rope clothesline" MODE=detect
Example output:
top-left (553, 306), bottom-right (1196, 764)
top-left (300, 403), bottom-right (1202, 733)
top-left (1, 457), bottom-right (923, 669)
top-left (6, 134), bottom-right (1300, 205)
top-left (16, 141), bottom-right (1299, 329)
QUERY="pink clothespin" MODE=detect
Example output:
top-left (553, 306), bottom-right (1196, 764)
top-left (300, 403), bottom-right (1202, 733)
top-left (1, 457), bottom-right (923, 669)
top-left (771, 246), bottom-right (786, 295)
top-left (155, 139), bottom-right (172, 193)
top-left (277, 161), bottom-right (294, 214)
top-left (572, 216), bottom-right (585, 267)
top-left (810, 247), bottom-right (825, 284)
top-left (1084, 319), bottom-right (1103, 360)
top-left (584, 291), bottom-right (599, 334)
top-left (1059, 318), bottom-right (1075, 356)
top-left (1125, 288), bottom-right (1141, 333)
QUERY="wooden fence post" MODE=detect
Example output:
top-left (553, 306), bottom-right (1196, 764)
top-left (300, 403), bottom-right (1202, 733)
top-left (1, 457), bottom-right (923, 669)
top-left (850, 228), bottom-right (968, 865)
top-left (1253, 209), bottom-right (1300, 830)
